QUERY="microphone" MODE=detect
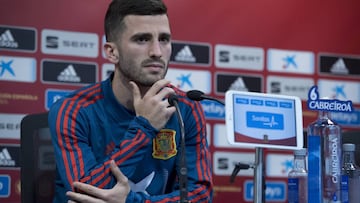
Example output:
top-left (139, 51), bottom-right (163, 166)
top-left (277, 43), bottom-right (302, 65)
top-left (186, 90), bottom-right (225, 105)
top-left (168, 94), bottom-right (188, 203)
top-left (168, 94), bottom-right (178, 106)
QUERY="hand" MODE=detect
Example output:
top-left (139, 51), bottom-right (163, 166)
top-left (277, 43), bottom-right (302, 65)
top-left (130, 79), bottom-right (176, 130)
top-left (66, 160), bottom-right (130, 203)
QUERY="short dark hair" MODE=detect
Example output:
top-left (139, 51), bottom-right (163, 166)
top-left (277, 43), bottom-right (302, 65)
top-left (104, 0), bottom-right (168, 42)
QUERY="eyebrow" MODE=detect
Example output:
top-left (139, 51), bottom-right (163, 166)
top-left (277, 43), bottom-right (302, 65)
top-left (160, 33), bottom-right (172, 39)
top-left (130, 32), bottom-right (171, 40)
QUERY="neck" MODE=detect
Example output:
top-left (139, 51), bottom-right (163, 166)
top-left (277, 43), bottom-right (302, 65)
top-left (111, 70), bottom-right (150, 111)
top-left (111, 71), bottom-right (134, 110)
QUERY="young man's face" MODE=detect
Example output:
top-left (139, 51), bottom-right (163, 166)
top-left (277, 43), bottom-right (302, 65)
top-left (115, 14), bottom-right (172, 87)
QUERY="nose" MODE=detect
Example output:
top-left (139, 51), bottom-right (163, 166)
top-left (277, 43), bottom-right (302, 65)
top-left (149, 41), bottom-right (162, 58)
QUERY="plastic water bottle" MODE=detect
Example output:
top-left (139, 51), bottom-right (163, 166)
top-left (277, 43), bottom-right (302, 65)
top-left (341, 143), bottom-right (360, 203)
top-left (307, 110), bottom-right (342, 203)
top-left (288, 148), bottom-right (308, 203)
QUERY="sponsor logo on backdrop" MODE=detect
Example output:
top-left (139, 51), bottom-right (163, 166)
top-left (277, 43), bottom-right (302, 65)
top-left (165, 68), bottom-right (211, 93)
top-left (267, 48), bottom-right (314, 74)
top-left (58, 65), bottom-right (81, 82)
top-left (0, 55), bottom-right (36, 83)
top-left (0, 25), bottom-right (36, 52)
top-left (0, 30), bottom-right (17, 48)
top-left (101, 63), bottom-right (114, 81)
top-left (0, 148), bottom-right (15, 167)
top-left (318, 79), bottom-right (360, 104)
top-left (0, 145), bottom-right (19, 168)
top-left (170, 41), bottom-right (211, 66)
top-left (45, 89), bottom-right (73, 110)
top-left (41, 29), bottom-right (99, 58)
top-left (213, 151), bottom-right (254, 176)
top-left (215, 44), bottom-right (264, 70)
top-left (330, 109), bottom-right (360, 127)
top-left (0, 114), bottom-right (25, 139)
top-left (201, 100), bottom-right (225, 120)
top-left (266, 153), bottom-right (293, 177)
top-left (175, 45), bottom-right (195, 62)
top-left (319, 54), bottom-right (360, 77)
top-left (0, 175), bottom-right (10, 197)
top-left (266, 76), bottom-right (314, 100)
top-left (244, 181), bottom-right (286, 202)
top-left (215, 72), bottom-right (262, 94)
top-left (0, 92), bottom-right (38, 106)
top-left (41, 59), bottom-right (97, 85)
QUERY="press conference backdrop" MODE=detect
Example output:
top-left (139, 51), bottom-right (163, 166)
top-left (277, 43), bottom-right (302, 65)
top-left (1, 0), bottom-right (360, 202)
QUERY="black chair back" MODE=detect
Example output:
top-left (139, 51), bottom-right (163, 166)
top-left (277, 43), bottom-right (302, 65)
top-left (20, 112), bottom-right (55, 203)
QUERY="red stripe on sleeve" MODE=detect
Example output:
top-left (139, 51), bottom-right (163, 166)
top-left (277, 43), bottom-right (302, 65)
top-left (55, 84), bottom-right (101, 185)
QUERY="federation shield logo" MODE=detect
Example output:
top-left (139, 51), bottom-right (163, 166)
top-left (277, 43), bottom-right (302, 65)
top-left (152, 129), bottom-right (177, 160)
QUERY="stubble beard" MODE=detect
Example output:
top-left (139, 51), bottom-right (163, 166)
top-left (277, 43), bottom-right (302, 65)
top-left (117, 60), bottom-right (168, 87)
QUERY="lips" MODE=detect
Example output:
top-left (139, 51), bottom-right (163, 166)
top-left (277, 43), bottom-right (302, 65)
top-left (145, 64), bottom-right (164, 68)
top-left (144, 63), bottom-right (164, 68)
top-left (142, 58), bottom-right (165, 68)
top-left (142, 63), bottom-right (164, 74)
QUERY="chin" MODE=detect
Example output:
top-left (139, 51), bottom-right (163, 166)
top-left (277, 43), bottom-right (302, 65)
top-left (141, 76), bottom-right (164, 86)
top-left (136, 80), bottom-right (156, 87)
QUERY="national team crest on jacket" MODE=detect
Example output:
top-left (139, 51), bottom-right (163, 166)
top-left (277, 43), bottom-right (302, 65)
top-left (152, 129), bottom-right (177, 160)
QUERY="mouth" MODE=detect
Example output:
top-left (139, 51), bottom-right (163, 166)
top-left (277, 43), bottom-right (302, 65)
top-left (144, 62), bottom-right (164, 68)
top-left (143, 61), bottom-right (165, 73)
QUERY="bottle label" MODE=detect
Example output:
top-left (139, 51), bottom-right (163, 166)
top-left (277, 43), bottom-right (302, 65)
top-left (341, 175), bottom-right (349, 203)
top-left (288, 178), bottom-right (299, 203)
top-left (308, 135), bottom-right (322, 203)
top-left (324, 133), bottom-right (342, 202)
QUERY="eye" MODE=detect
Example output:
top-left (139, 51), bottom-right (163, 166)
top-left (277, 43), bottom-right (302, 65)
top-left (136, 36), bottom-right (150, 43)
top-left (159, 34), bottom-right (171, 44)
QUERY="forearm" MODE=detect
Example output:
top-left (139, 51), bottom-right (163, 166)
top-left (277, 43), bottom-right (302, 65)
top-left (51, 114), bottom-right (158, 191)
top-left (78, 132), bottom-right (152, 187)
top-left (125, 181), bottom-right (213, 203)
top-left (106, 116), bottom-right (158, 177)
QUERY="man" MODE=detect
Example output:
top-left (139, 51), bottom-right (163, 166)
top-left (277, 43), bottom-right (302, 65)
top-left (48, 0), bottom-right (213, 202)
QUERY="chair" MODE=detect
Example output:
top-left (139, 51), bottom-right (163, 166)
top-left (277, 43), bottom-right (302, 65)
top-left (20, 112), bottom-right (55, 203)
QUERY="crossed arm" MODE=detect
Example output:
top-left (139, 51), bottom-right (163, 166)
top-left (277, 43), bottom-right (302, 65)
top-left (66, 160), bottom-right (130, 203)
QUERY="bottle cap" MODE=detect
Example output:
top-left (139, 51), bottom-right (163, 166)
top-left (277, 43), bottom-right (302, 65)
top-left (294, 148), bottom-right (307, 156)
top-left (343, 143), bottom-right (356, 151)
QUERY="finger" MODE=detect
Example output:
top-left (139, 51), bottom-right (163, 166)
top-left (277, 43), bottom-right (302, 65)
top-left (66, 191), bottom-right (92, 202)
top-left (72, 182), bottom-right (105, 199)
top-left (157, 86), bottom-right (176, 102)
top-left (110, 160), bottom-right (128, 183)
top-left (145, 79), bottom-right (171, 97)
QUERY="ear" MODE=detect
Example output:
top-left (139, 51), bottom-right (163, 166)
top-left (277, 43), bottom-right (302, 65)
top-left (104, 42), bottom-right (119, 63)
